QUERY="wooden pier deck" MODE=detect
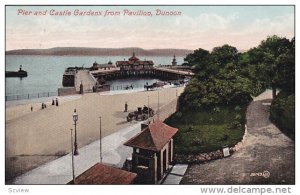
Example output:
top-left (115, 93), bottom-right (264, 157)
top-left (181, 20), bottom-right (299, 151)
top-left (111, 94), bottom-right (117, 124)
top-left (153, 67), bottom-right (194, 76)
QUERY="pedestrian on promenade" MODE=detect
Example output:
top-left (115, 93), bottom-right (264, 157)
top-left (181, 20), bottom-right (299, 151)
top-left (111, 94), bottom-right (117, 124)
top-left (56, 98), bottom-right (59, 106)
top-left (124, 102), bottom-right (128, 112)
top-left (31, 105), bottom-right (33, 112)
top-left (52, 99), bottom-right (55, 105)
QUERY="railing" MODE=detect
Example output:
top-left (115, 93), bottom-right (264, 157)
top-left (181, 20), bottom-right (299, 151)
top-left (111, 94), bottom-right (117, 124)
top-left (5, 91), bottom-right (58, 101)
top-left (110, 80), bottom-right (186, 91)
top-left (111, 83), bottom-right (145, 91)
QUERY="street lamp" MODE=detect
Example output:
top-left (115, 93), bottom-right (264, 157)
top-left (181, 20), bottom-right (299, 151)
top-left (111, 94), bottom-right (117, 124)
top-left (147, 96), bottom-right (150, 124)
top-left (73, 109), bottom-right (79, 155)
top-left (157, 91), bottom-right (160, 120)
top-left (70, 128), bottom-right (75, 184)
top-left (99, 116), bottom-right (103, 163)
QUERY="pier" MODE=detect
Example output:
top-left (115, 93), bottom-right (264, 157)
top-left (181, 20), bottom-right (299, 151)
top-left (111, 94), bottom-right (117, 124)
top-left (59, 54), bottom-right (194, 95)
top-left (75, 69), bottom-right (97, 93)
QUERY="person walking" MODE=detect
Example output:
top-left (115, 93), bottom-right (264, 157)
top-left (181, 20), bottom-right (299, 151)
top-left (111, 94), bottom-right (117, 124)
top-left (56, 98), bottom-right (59, 106)
top-left (124, 102), bottom-right (128, 112)
top-left (31, 105), bottom-right (33, 112)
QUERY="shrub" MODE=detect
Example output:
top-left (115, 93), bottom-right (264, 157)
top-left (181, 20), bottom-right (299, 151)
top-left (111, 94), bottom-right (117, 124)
top-left (270, 91), bottom-right (295, 140)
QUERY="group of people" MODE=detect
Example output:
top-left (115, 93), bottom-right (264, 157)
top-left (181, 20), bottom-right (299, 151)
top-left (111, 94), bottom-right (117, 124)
top-left (125, 85), bottom-right (134, 90)
top-left (30, 98), bottom-right (59, 112)
top-left (41, 103), bottom-right (47, 109)
top-left (52, 98), bottom-right (59, 106)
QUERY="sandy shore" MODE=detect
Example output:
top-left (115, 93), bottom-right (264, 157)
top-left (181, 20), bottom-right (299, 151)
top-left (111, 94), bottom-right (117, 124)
top-left (5, 87), bottom-right (184, 181)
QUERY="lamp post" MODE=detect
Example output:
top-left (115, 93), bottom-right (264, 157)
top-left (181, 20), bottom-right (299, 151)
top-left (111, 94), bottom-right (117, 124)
top-left (70, 128), bottom-right (76, 184)
top-left (73, 109), bottom-right (79, 155)
top-left (99, 116), bottom-right (102, 163)
top-left (157, 91), bottom-right (160, 119)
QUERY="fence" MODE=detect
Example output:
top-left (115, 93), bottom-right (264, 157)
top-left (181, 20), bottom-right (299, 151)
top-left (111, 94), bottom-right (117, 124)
top-left (110, 83), bottom-right (145, 91)
top-left (109, 80), bottom-right (185, 91)
top-left (5, 91), bottom-right (58, 101)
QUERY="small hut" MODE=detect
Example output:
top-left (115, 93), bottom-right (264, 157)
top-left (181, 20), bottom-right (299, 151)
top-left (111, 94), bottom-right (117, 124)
top-left (124, 119), bottom-right (178, 184)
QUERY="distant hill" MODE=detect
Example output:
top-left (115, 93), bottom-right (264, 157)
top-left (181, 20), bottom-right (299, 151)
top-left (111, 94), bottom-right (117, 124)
top-left (6, 47), bottom-right (193, 56)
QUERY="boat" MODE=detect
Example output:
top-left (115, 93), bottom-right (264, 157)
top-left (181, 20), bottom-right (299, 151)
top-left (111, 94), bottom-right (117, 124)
top-left (6, 65), bottom-right (28, 78)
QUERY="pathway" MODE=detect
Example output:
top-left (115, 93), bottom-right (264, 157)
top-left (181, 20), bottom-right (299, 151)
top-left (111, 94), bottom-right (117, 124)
top-left (162, 164), bottom-right (188, 184)
top-left (180, 90), bottom-right (295, 184)
top-left (75, 70), bottom-right (96, 92)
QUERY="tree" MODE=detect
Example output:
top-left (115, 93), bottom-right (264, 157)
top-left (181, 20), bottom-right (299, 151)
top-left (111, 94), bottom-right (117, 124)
top-left (210, 44), bottom-right (239, 67)
top-left (184, 48), bottom-right (210, 77)
top-left (257, 35), bottom-right (291, 98)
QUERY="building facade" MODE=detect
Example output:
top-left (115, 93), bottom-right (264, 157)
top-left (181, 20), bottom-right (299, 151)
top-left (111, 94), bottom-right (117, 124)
top-left (116, 53), bottom-right (154, 76)
top-left (90, 60), bottom-right (115, 71)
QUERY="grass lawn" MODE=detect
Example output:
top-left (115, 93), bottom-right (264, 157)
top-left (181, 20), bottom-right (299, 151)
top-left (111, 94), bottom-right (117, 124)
top-left (164, 106), bottom-right (246, 154)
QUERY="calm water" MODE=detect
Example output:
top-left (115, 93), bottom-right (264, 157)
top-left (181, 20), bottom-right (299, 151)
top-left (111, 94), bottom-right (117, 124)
top-left (5, 55), bottom-right (184, 96)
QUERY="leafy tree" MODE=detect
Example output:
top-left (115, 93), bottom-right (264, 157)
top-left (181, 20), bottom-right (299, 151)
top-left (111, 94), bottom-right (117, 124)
top-left (184, 48), bottom-right (210, 78)
top-left (257, 35), bottom-right (292, 98)
top-left (179, 36), bottom-right (294, 111)
top-left (210, 44), bottom-right (239, 68)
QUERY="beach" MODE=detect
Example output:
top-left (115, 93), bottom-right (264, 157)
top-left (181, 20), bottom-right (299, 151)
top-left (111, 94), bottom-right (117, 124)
top-left (5, 87), bottom-right (184, 181)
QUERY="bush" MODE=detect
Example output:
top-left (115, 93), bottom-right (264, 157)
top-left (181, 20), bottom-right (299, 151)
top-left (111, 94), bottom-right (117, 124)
top-left (165, 106), bottom-right (246, 154)
top-left (270, 91), bottom-right (295, 140)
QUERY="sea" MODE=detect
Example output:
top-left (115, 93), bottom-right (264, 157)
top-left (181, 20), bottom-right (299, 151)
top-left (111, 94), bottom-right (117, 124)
top-left (5, 55), bottom-right (184, 98)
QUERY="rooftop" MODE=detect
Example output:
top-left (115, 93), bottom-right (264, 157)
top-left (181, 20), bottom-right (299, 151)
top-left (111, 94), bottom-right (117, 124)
top-left (128, 52), bottom-right (140, 61)
top-left (70, 163), bottom-right (137, 184)
top-left (124, 119), bottom-right (178, 151)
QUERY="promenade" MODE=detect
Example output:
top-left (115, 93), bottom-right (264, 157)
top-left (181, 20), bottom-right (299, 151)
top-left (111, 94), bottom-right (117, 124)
top-left (6, 87), bottom-right (184, 183)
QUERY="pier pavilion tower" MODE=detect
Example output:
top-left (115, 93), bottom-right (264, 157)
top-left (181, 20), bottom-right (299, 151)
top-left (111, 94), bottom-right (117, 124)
top-left (172, 55), bottom-right (177, 66)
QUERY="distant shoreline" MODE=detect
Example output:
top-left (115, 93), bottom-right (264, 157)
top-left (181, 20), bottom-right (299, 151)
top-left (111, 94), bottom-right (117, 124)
top-left (6, 47), bottom-right (192, 56)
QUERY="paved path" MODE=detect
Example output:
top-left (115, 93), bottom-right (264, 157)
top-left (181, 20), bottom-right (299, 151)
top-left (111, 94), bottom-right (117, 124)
top-left (162, 164), bottom-right (188, 185)
top-left (11, 122), bottom-right (142, 184)
top-left (181, 90), bottom-right (295, 184)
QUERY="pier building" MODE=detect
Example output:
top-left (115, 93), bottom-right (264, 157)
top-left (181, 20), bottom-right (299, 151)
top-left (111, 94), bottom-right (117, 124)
top-left (116, 52), bottom-right (154, 76)
top-left (60, 54), bottom-right (194, 95)
top-left (90, 60), bottom-right (116, 71)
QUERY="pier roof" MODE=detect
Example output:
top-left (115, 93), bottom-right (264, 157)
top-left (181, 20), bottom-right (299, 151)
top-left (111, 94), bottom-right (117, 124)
top-left (116, 60), bottom-right (154, 66)
top-left (116, 53), bottom-right (154, 67)
top-left (128, 52), bottom-right (139, 61)
top-left (124, 119), bottom-right (178, 152)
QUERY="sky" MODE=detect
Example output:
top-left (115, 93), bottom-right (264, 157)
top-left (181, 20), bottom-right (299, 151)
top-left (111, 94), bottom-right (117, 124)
top-left (5, 5), bottom-right (294, 51)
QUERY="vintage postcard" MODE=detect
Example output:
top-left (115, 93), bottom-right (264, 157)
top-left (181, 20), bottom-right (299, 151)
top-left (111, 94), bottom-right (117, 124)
top-left (4, 3), bottom-right (295, 192)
